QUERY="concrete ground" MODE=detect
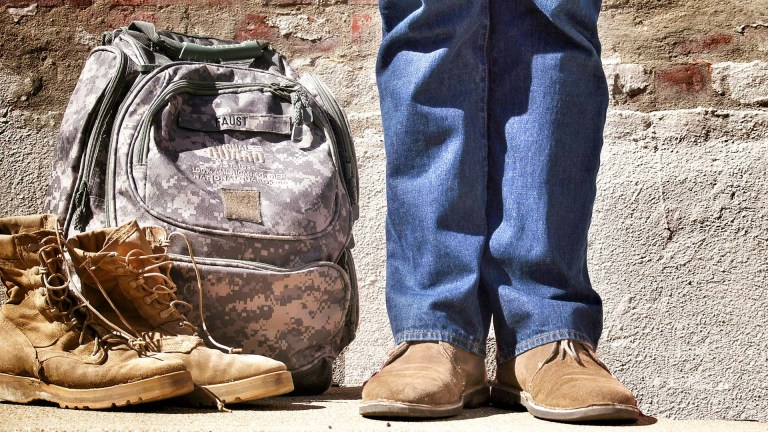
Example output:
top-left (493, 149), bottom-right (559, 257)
top-left (2, 387), bottom-right (765, 432)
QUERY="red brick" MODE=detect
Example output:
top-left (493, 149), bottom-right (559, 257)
top-left (237, 13), bottom-right (280, 41)
top-left (351, 13), bottom-right (374, 41)
top-left (67, 0), bottom-right (93, 6)
top-left (675, 33), bottom-right (734, 55)
top-left (656, 63), bottom-right (711, 92)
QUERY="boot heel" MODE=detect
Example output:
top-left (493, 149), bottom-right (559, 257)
top-left (463, 385), bottom-right (490, 408)
top-left (490, 384), bottom-right (524, 409)
top-left (0, 373), bottom-right (45, 404)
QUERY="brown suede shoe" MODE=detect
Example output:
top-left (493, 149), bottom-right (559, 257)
top-left (491, 340), bottom-right (640, 422)
top-left (360, 341), bottom-right (489, 418)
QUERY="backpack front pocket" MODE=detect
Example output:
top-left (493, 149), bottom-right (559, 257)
top-left (128, 80), bottom-right (339, 239)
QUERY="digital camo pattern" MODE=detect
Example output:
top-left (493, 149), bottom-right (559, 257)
top-left (171, 260), bottom-right (350, 370)
top-left (337, 248), bottom-right (359, 350)
top-left (45, 47), bottom-right (126, 230)
top-left (112, 63), bottom-right (353, 267)
top-left (143, 90), bottom-right (337, 236)
top-left (108, 29), bottom-right (295, 79)
top-left (44, 25), bottom-right (358, 379)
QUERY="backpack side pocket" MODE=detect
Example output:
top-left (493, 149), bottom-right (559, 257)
top-left (45, 46), bottom-right (133, 235)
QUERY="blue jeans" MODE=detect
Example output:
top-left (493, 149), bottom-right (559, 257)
top-left (378, 0), bottom-right (608, 363)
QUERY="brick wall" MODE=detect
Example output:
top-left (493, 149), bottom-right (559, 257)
top-left (599, 0), bottom-right (768, 111)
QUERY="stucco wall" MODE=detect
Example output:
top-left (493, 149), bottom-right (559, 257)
top-left (1, 0), bottom-right (766, 421)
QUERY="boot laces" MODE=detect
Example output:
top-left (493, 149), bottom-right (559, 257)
top-left (81, 230), bottom-right (242, 354)
top-left (541, 340), bottom-right (610, 371)
top-left (37, 231), bottom-right (146, 355)
top-left (81, 248), bottom-right (191, 342)
top-left (165, 231), bottom-right (242, 354)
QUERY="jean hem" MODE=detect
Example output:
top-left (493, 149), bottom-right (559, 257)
top-left (496, 329), bottom-right (596, 363)
top-left (395, 330), bottom-right (486, 357)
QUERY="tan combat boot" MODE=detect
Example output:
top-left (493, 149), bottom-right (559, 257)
top-left (0, 214), bottom-right (194, 409)
top-left (360, 341), bottom-right (489, 418)
top-left (66, 221), bottom-right (294, 406)
top-left (491, 340), bottom-right (640, 422)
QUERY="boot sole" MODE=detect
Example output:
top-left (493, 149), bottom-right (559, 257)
top-left (0, 371), bottom-right (193, 410)
top-left (359, 384), bottom-right (489, 418)
top-left (490, 383), bottom-right (640, 422)
top-left (179, 370), bottom-right (294, 406)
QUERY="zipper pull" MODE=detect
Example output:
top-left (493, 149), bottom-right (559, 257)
top-left (265, 83), bottom-right (312, 143)
top-left (73, 182), bottom-right (93, 232)
top-left (290, 87), bottom-right (312, 143)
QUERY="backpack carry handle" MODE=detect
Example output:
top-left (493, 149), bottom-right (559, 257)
top-left (128, 21), bottom-right (266, 62)
top-left (178, 42), bottom-right (265, 62)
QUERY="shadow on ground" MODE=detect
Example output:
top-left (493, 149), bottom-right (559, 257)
top-left (4, 385), bottom-right (659, 427)
top-left (247, 386), bottom-right (659, 426)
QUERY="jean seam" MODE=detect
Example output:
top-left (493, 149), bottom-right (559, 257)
top-left (481, 0), bottom-right (490, 184)
top-left (396, 330), bottom-right (486, 354)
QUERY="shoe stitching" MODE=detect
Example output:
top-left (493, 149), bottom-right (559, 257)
top-left (438, 342), bottom-right (467, 392)
top-left (527, 340), bottom-right (614, 398)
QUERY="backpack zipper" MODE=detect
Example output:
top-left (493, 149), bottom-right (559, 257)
top-left (300, 73), bottom-right (359, 220)
top-left (106, 76), bottom-right (309, 226)
top-left (131, 80), bottom-right (309, 166)
top-left (169, 253), bottom-right (347, 275)
top-left (69, 47), bottom-right (129, 232)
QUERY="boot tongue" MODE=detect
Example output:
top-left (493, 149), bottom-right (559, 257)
top-left (102, 221), bottom-right (154, 256)
top-left (101, 221), bottom-right (188, 329)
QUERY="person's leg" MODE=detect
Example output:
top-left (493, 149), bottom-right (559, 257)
top-left (483, 0), bottom-right (640, 421)
top-left (483, 0), bottom-right (606, 364)
top-left (378, 0), bottom-right (491, 356)
top-left (360, 0), bottom-right (491, 418)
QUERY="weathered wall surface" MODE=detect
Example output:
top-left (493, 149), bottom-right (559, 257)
top-left (1, 0), bottom-right (766, 421)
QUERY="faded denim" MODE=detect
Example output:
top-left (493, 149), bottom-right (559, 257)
top-left (378, 0), bottom-right (608, 362)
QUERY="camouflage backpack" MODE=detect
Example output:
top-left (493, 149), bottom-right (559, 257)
top-left (45, 21), bottom-right (359, 394)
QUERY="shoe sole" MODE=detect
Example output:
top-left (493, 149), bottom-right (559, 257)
top-left (359, 384), bottom-right (489, 419)
top-left (490, 383), bottom-right (640, 422)
top-left (0, 371), bottom-right (193, 410)
top-left (179, 370), bottom-right (294, 406)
